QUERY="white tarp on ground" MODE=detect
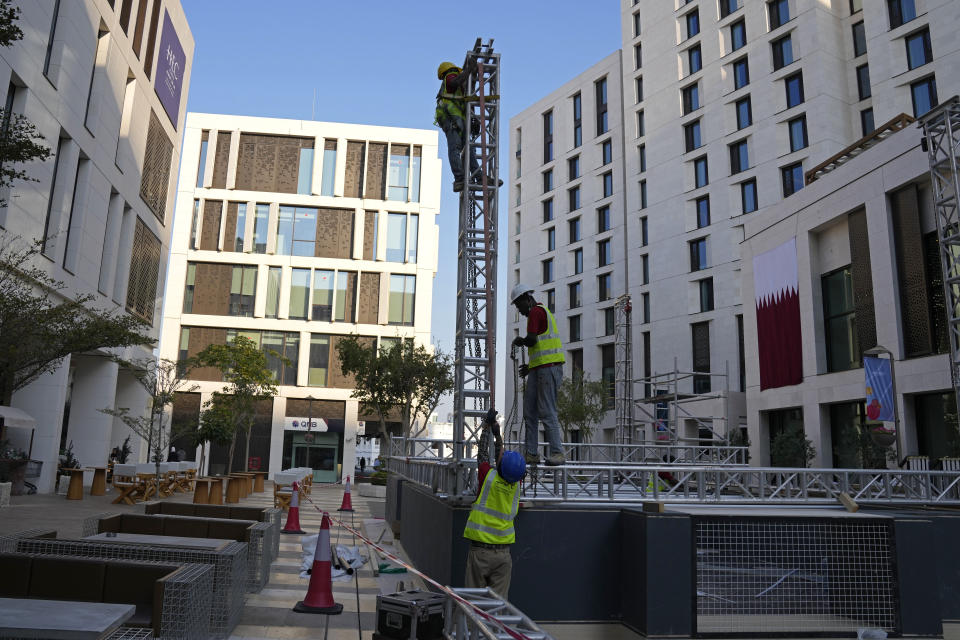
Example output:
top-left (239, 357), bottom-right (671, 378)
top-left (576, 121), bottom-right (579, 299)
top-left (299, 535), bottom-right (367, 581)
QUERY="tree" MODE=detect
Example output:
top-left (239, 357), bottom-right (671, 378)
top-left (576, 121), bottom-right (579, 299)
top-left (195, 393), bottom-right (241, 475)
top-left (556, 373), bottom-right (609, 444)
top-left (770, 424), bottom-right (817, 468)
top-left (101, 358), bottom-right (198, 485)
top-left (195, 336), bottom-right (278, 474)
top-left (337, 337), bottom-right (454, 446)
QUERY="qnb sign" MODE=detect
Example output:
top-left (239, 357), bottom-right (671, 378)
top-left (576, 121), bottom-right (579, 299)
top-left (284, 417), bottom-right (329, 432)
top-left (154, 11), bottom-right (185, 128)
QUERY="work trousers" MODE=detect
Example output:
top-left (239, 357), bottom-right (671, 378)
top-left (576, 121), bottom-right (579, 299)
top-left (439, 115), bottom-right (479, 183)
top-left (464, 544), bottom-right (512, 598)
top-left (523, 364), bottom-right (564, 457)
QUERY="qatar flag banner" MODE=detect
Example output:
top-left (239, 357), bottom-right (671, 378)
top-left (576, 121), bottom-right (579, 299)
top-left (753, 238), bottom-right (802, 390)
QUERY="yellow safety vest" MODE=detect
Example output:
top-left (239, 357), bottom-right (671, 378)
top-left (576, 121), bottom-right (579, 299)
top-left (435, 71), bottom-right (465, 125)
top-left (528, 304), bottom-right (565, 369)
top-left (463, 469), bottom-right (520, 545)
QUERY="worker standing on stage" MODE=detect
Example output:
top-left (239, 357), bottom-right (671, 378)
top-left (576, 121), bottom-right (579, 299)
top-left (510, 284), bottom-right (566, 467)
top-left (463, 449), bottom-right (525, 597)
top-left (435, 61), bottom-right (472, 193)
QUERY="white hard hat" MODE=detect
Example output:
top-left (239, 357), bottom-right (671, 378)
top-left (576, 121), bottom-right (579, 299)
top-left (510, 283), bottom-right (534, 304)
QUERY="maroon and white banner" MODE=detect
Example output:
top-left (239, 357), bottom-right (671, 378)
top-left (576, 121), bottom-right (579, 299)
top-left (753, 238), bottom-right (802, 390)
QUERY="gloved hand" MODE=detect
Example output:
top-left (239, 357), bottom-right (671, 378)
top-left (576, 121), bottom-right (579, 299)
top-left (512, 336), bottom-right (526, 348)
top-left (518, 364), bottom-right (528, 378)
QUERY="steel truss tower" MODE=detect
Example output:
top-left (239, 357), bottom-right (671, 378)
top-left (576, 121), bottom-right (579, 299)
top-left (920, 95), bottom-right (960, 422)
top-left (614, 294), bottom-right (634, 448)
top-left (451, 40), bottom-right (499, 499)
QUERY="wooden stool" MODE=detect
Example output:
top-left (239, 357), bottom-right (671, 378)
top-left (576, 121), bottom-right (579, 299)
top-left (253, 472), bottom-right (266, 493)
top-left (225, 477), bottom-right (242, 503)
top-left (193, 478), bottom-right (212, 504)
top-left (66, 469), bottom-right (85, 500)
top-left (207, 477), bottom-right (223, 504)
top-left (89, 467), bottom-right (107, 496)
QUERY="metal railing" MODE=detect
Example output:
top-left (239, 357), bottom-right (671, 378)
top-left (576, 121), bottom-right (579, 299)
top-left (389, 456), bottom-right (960, 505)
top-left (444, 587), bottom-right (554, 639)
top-left (390, 437), bottom-right (748, 466)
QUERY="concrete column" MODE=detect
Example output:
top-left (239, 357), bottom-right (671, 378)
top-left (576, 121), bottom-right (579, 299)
top-left (111, 369), bottom-right (149, 464)
top-left (268, 396), bottom-right (286, 478)
top-left (334, 138), bottom-right (347, 197)
top-left (66, 356), bottom-right (120, 484)
top-left (11, 357), bottom-right (71, 494)
top-left (342, 400), bottom-right (359, 482)
top-left (226, 130), bottom-right (239, 189)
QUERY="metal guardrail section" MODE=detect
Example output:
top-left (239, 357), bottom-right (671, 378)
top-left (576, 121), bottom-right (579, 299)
top-left (389, 457), bottom-right (960, 505)
top-left (444, 587), bottom-right (554, 639)
top-left (390, 437), bottom-right (748, 465)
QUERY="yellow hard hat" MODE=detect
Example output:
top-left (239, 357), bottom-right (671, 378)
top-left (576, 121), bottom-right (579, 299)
top-left (437, 62), bottom-right (460, 79)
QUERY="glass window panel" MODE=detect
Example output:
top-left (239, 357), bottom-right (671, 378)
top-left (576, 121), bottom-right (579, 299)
top-left (265, 267), bottom-right (281, 319)
top-left (196, 139), bottom-right (207, 188)
top-left (292, 206), bottom-right (317, 257)
top-left (321, 146), bottom-right (336, 196)
top-left (388, 274), bottom-right (415, 325)
top-left (190, 199), bottom-right (200, 249)
top-left (741, 179), bottom-right (758, 213)
top-left (408, 214), bottom-right (418, 262)
top-left (386, 213), bottom-right (407, 262)
top-left (689, 45), bottom-right (702, 74)
top-left (261, 331), bottom-right (284, 382)
top-left (911, 77), bottom-right (937, 117)
top-left (309, 334), bottom-right (330, 386)
top-left (736, 97), bottom-right (752, 129)
top-left (254, 204), bottom-right (269, 254)
top-left (334, 271), bottom-right (355, 322)
top-left (852, 21), bottom-right (866, 57)
top-left (276, 207), bottom-right (294, 255)
top-left (411, 146), bottom-right (421, 202)
top-left (906, 30), bottom-right (931, 70)
top-left (734, 59), bottom-right (749, 89)
top-left (182, 263), bottom-right (195, 313)
top-left (233, 203), bottom-right (247, 252)
top-left (785, 73), bottom-right (804, 108)
top-left (731, 20), bottom-right (746, 51)
top-left (297, 147), bottom-right (314, 195)
top-left (388, 144), bottom-right (411, 201)
top-left (312, 269), bottom-right (334, 321)
top-left (289, 268), bottom-right (310, 319)
top-left (772, 35), bottom-right (793, 70)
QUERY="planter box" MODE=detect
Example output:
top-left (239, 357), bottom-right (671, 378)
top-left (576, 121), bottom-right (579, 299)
top-left (358, 483), bottom-right (386, 498)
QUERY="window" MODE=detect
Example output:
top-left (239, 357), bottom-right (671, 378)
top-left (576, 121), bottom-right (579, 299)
top-left (308, 334), bottom-right (330, 386)
top-left (407, 214), bottom-right (419, 262)
top-left (602, 139), bottom-right (613, 165)
top-left (604, 307), bottom-right (615, 336)
top-left (769, 0), bottom-right (790, 28)
top-left (569, 281), bottom-right (582, 308)
top-left (568, 155), bottom-right (580, 180)
top-left (543, 110), bottom-right (554, 163)
top-left (253, 203), bottom-right (269, 254)
top-left (741, 178), bottom-right (758, 213)
top-left (232, 203), bottom-right (247, 252)
top-left (297, 147), bottom-right (314, 195)
top-left (852, 21), bottom-right (867, 57)
top-left (906, 28), bottom-right (932, 70)
top-left (388, 274), bottom-right (416, 325)
top-left (543, 169), bottom-right (553, 193)
top-left (784, 72), bottom-right (804, 107)
top-left (547, 227), bottom-right (555, 252)
top-left (887, 0), bottom-right (916, 29)
top-left (911, 76), bottom-right (938, 117)
top-left (569, 314), bottom-right (582, 342)
top-left (634, 43), bottom-right (643, 70)
top-left (641, 254), bottom-right (649, 284)
top-left (546, 289), bottom-right (556, 313)
top-left (602, 172), bottom-right (613, 198)
top-left (598, 206), bottom-right (611, 233)
top-left (189, 200), bottom-right (200, 249)
top-left (543, 198), bottom-right (553, 222)
top-left (182, 263), bottom-right (196, 313)
top-left (637, 110), bottom-right (645, 137)
top-left (633, 11), bottom-right (642, 37)
top-left (570, 348), bottom-right (584, 375)
top-left (569, 217), bottom-right (581, 243)
top-left (822, 266), bottom-right (860, 372)
top-left (788, 116), bottom-right (808, 152)
top-left (641, 216), bottom-right (648, 246)
top-left (232, 331), bottom-right (298, 386)
top-left (321, 140), bottom-right (336, 196)
top-left (567, 187), bottom-right (580, 213)
top-left (42, 0), bottom-right (61, 78)
top-left (720, 0), bottom-right (739, 19)
top-left (686, 9), bottom-right (700, 39)
top-left (733, 58), bottom-right (750, 89)
top-left (850, 0), bottom-right (862, 13)
top-left (542, 258), bottom-right (553, 284)
top-left (385, 212), bottom-right (408, 262)
top-left (736, 96), bottom-right (752, 129)
top-left (730, 20), bottom-right (746, 51)
top-left (230, 265), bottom-right (257, 317)
top-left (277, 206), bottom-right (318, 256)
top-left (690, 237), bottom-right (707, 271)
top-left (640, 180), bottom-right (648, 209)
top-left (781, 161), bottom-right (804, 196)
top-left (694, 156), bottom-right (709, 188)
top-left (684, 120), bottom-right (702, 153)
top-left (696, 196), bottom-right (710, 228)
top-left (689, 45), bottom-right (702, 74)
top-left (860, 108), bottom-right (875, 136)
top-left (196, 135), bottom-right (208, 187)
top-left (598, 239), bottom-right (612, 267)
top-left (596, 78), bottom-right (609, 135)
top-left (642, 292), bottom-right (650, 323)
top-left (729, 139), bottom-right (749, 174)
top-left (692, 322), bottom-right (711, 392)
top-left (682, 83), bottom-right (700, 115)
top-left (772, 34), bottom-right (793, 70)
top-left (573, 247), bottom-right (583, 274)
top-left (856, 64), bottom-right (871, 100)
top-left (573, 94), bottom-right (582, 148)
top-left (598, 272), bottom-right (612, 301)
top-left (41, 135), bottom-right (67, 256)
top-left (265, 267), bottom-right (281, 319)
top-left (61, 155), bottom-right (88, 271)
top-left (289, 268), bottom-right (311, 319)
top-left (699, 278), bottom-right (714, 312)
top-left (601, 343), bottom-right (615, 404)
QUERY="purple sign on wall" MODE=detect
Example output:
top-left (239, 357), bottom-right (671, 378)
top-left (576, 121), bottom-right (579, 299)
top-left (154, 11), bottom-right (185, 129)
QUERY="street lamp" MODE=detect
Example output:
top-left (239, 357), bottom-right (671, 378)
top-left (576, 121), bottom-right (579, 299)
top-left (304, 395), bottom-right (316, 444)
top-left (864, 345), bottom-right (902, 465)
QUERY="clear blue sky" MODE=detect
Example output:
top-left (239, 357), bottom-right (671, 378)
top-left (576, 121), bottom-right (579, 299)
top-left (180, 0), bottom-right (622, 418)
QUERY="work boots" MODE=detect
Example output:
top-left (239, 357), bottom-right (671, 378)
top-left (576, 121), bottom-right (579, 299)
top-left (545, 453), bottom-right (565, 466)
top-left (524, 452), bottom-right (541, 466)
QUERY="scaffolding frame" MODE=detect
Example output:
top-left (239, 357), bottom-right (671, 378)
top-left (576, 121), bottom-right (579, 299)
top-left (451, 39), bottom-right (499, 499)
top-left (919, 96), bottom-right (960, 422)
top-left (614, 294), bottom-right (634, 452)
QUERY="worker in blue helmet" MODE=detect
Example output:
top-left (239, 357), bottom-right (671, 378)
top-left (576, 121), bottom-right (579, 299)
top-left (463, 446), bottom-right (525, 597)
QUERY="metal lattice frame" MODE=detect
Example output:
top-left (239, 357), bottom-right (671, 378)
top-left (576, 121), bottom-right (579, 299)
top-left (919, 95), bottom-right (960, 419)
top-left (614, 295), bottom-right (634, 448)
top-left (452, 39), bottom-right (500, 498)
top-left (443, 587), bottom-right (555, 640)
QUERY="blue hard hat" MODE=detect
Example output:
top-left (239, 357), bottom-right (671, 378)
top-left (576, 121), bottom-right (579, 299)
top-left (498, 451), bottom-right (526, 484)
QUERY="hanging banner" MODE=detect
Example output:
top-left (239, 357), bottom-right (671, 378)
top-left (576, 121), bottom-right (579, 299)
top-left (753, 238), bottom-right (803, 390)
top-left (864, 356), bottom-right (894, 422)
top-left (154, 11), bottom-right (186, 128)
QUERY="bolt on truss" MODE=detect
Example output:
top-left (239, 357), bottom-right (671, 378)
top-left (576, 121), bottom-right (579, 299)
top-left (919, 95), bottom-right (960, 423)
top-left (452, 39), bottom-right (500, 499)
top-left (614, 294), bottom-right (634, 449)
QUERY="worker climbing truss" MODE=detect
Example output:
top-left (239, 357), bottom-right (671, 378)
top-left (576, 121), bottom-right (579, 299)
top-left (451, 39), bottom-right (500, 499)
top-left (919, 95), bottom-right (960, 422)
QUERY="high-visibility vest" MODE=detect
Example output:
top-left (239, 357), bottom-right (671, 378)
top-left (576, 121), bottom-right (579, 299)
top-left (435, 71), bottom-right (465, 125)
top-left (528, 304), bottom-right (565, 369)
top-left (463, 469), bottom-right (520, 545)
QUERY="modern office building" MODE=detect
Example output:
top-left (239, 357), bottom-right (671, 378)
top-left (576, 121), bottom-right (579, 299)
top-left (1, 0), bottom-right (193, 492)
top-left (508, 0), bottom-right (960, 451)
top-left (158, 113), bottom-right (440, 483)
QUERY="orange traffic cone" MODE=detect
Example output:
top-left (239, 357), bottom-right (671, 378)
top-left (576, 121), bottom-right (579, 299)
top-left (337, 475), bottom-right (354, 512)
top-left (293, 512), bottom-right (343, 615)
top-left (281, 482), bottom-right (306, 535)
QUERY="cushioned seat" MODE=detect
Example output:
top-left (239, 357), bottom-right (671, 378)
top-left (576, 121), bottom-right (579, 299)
top-left (207, 520), bottom-right (255, 542)
top-left (0, 554), bottom-right (31, 597)
top-left (28, 556), bottom-right (106, 601)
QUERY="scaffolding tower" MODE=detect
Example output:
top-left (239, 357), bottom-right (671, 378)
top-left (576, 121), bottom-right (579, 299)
top-left (614, 295), bottom-right (634, 449)
top-left (451, 39), bottom-right (499, 499)
top-left (919, 95), bottom-right (960, 423)
top-left (630, 361), bottom-right (731, 445)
